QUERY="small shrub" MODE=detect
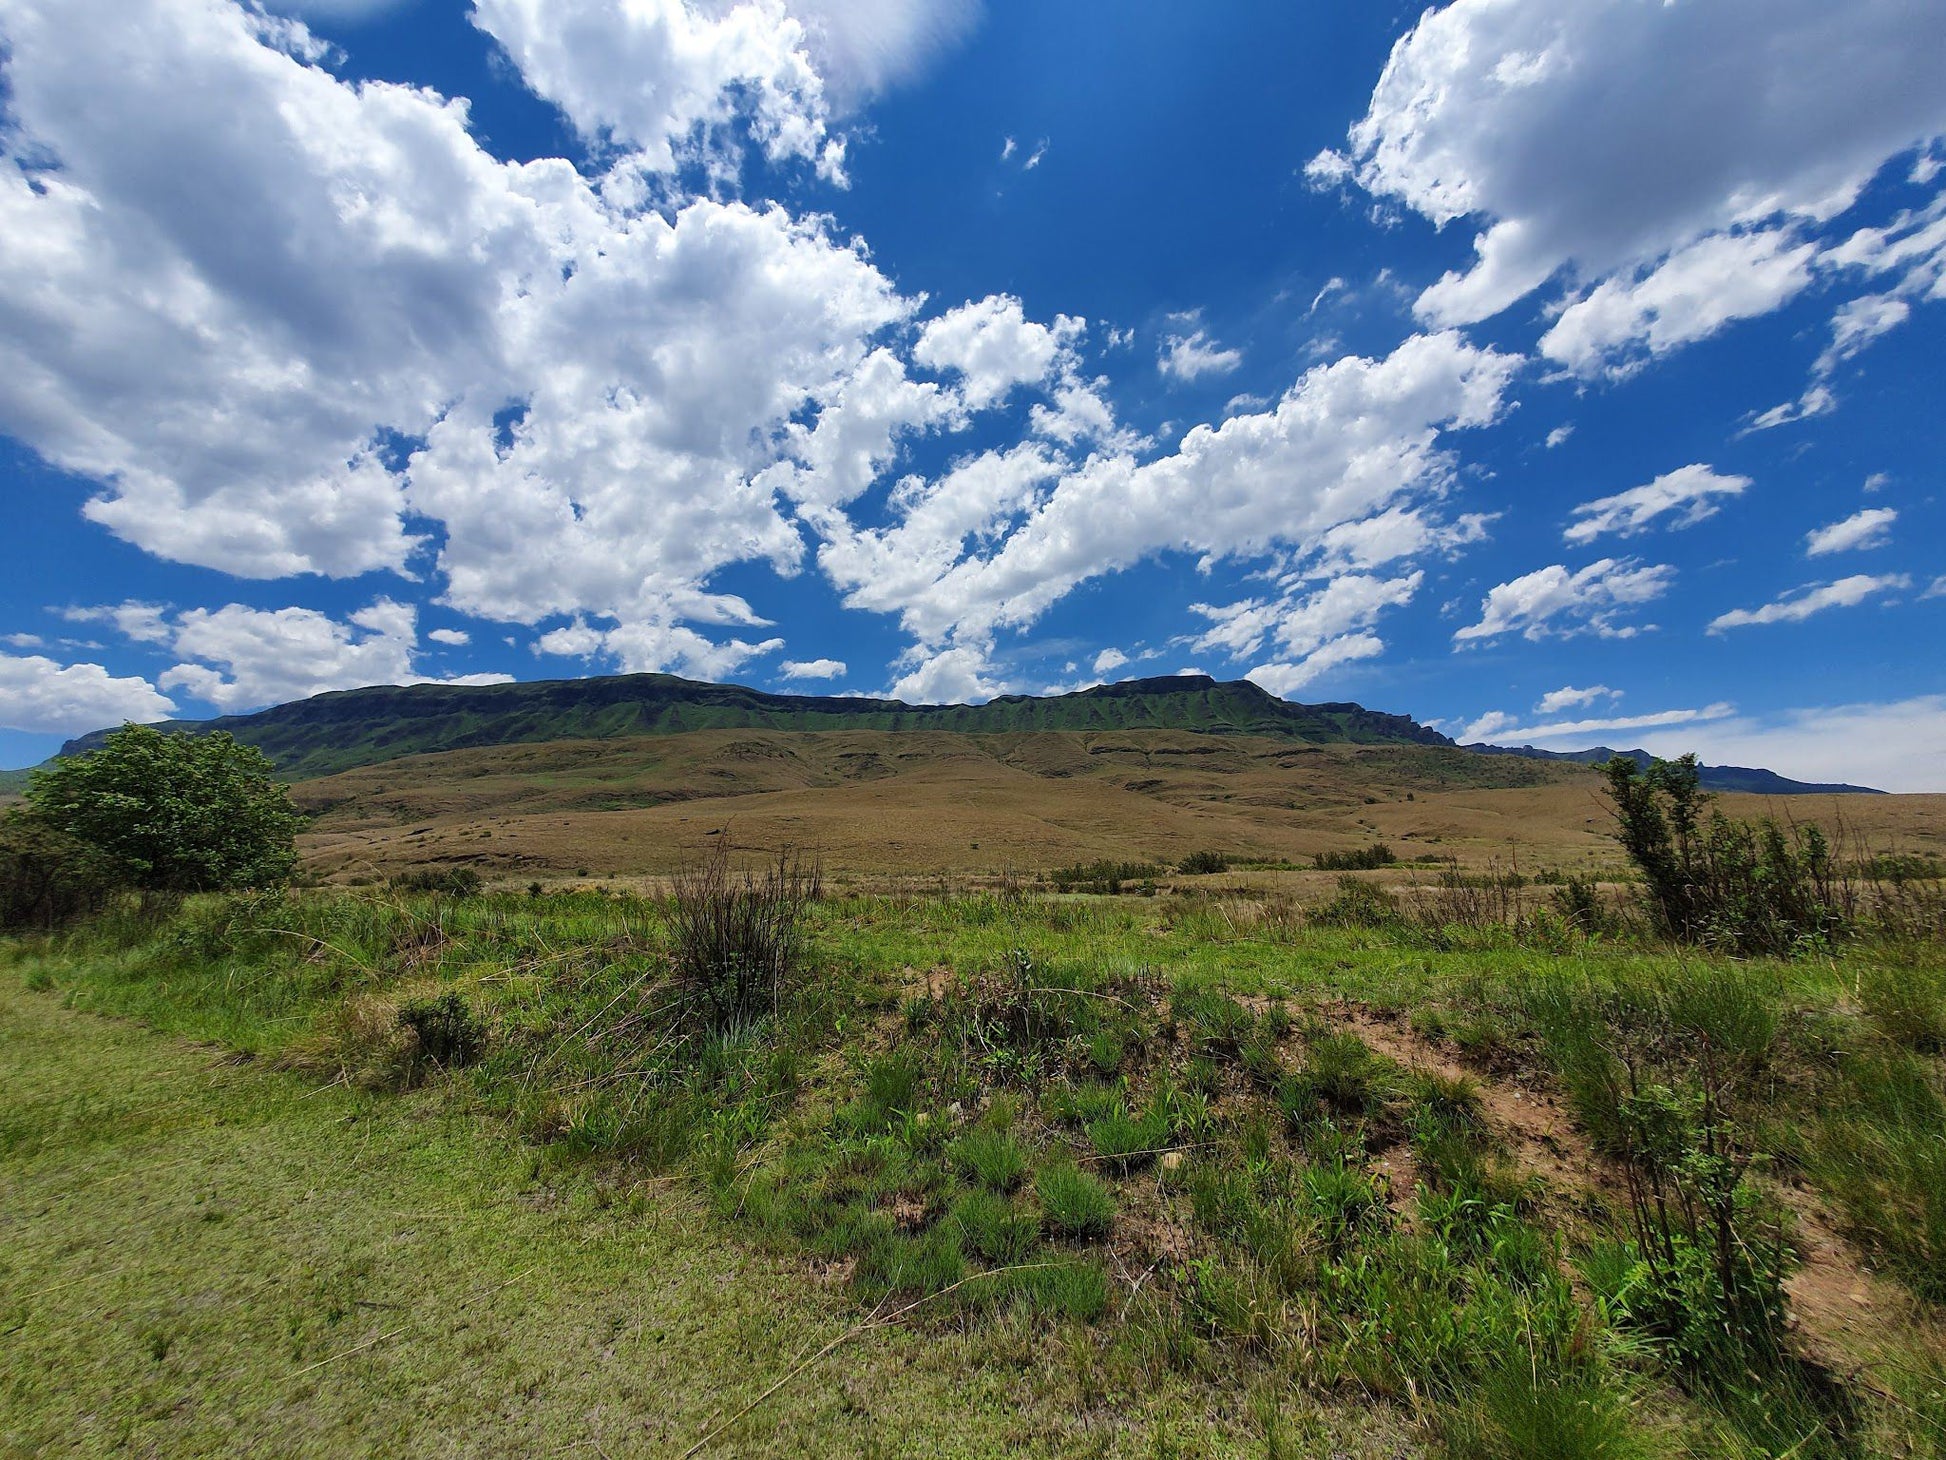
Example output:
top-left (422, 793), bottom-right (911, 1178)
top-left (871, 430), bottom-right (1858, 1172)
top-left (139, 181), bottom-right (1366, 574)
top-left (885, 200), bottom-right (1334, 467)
top-left (390, 866), bottom-right (483, 897)
top-left (1178, 850), bottom-right (1230, 875)
top-left (1037, 1163), bottom-right (1115, 1240)
top-left (668, 839), bottom-right (819, 1027)
top-left (1550, 875), bottom-right (1616, 937)
top-left (1310, 876), bottom-right (1399, 930)
top-left (1601, 754), bottom-right (1854, 955)
top-left (1048, 859), bottom-right (1162, 895)
top-left (397, 991), bottom-right (485, 1069)
top-left (0, 818), bottom-right (121, 932)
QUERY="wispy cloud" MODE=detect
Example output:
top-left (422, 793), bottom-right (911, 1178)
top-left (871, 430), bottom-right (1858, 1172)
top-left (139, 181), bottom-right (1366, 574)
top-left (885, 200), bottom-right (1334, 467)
top-left (1709, 574), bottom-right (1910, 632)
top-left (1805, 507), bottom-right (1896, 556)
top-left (1158, 327), bottom-right (1242, 382)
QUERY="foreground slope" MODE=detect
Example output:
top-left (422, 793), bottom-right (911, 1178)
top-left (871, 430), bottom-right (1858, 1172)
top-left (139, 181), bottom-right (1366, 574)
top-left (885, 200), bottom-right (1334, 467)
top-left (0, 977), bottom-right (1317, 1458)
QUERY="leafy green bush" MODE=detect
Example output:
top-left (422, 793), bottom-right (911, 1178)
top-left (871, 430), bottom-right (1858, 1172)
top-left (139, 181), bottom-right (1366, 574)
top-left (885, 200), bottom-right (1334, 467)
top-left (1601, 754), bottom-right (1853, 955)
top-left (1178, 850), bottom-right (1230, 875)
top-left (0, 817), bottom-right (120, 932)
top-left (1037, 1162), bottom-right (1115, 1240)
top-left (1048, 860), bottom-right (1162, 894)
top-left (22, 726), bottom-right (301, 893)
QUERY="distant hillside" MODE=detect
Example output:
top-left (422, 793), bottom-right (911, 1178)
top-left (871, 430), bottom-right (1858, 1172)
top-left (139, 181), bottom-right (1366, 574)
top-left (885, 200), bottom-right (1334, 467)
top-left (59, 674), bottom-right (1453, 782)
top-left (1469, 742), bottom-right (1882, 795)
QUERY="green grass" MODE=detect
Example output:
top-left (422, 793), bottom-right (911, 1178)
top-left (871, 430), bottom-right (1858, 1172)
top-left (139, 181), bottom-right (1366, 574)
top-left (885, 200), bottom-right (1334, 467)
top-left (0, 972), bottom-right (1357, 1457)
top-left (1035, 1163), bottom-right (1116, 1241)
top-left (6, 882), bottom-right (1945, 1458)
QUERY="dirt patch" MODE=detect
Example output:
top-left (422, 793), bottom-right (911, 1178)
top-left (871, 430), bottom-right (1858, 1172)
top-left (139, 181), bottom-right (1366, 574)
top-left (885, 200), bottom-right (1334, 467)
top-left (1319, 1000), bottom-right (1611, 1209)
top-left (1319, 1000), bottom-right (1935, 1381)
top-left (1771, 1181), bottom-right (1932, 1375)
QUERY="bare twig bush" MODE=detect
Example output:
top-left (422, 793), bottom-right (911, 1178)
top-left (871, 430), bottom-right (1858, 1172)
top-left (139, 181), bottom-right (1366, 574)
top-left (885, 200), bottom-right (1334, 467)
top-left (668, 838), bottom-right (820, 1028)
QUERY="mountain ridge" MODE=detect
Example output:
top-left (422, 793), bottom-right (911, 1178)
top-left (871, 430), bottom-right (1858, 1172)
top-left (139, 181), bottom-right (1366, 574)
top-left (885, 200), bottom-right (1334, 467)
top-left (56, 673), bottom-right (1452, 782)
top-left (37, 672), bottom-right (1884, 794)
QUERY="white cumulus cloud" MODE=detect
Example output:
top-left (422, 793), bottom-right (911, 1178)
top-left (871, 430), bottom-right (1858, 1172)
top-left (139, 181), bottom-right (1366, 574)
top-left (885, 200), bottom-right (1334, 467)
top-left (1455, 559), bottom-right (1674, 643)
top-left (1158, 328), bottom-right (1242, 383)
top-left (1246, 633), bottom-right (1385, 699)
top-left (1315, 0), bottom-right (1946, 331)
top-left (779, 657), bottom-right (846, 680)
top-left (0, 653), bottom-right (177, 735)
top-left (912, 295), bottom-right (1080, 410)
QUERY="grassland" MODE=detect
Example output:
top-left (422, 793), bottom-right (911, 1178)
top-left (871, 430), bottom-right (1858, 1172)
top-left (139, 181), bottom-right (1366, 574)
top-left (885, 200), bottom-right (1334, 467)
top-left (7, 864), bottom-right (1946, 1458)
top-left (289, 727), bottom-right (1946, 886)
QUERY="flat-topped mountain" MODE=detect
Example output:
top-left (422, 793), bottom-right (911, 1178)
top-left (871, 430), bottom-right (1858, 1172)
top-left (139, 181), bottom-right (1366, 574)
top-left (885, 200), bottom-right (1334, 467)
top-left (59, 673), bottom-right (1452, 782)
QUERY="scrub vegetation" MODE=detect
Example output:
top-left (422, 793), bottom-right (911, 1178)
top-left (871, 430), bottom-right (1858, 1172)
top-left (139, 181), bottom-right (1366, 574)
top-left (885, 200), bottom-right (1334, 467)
top-left (4, 736), bottom-right (1945, 1456)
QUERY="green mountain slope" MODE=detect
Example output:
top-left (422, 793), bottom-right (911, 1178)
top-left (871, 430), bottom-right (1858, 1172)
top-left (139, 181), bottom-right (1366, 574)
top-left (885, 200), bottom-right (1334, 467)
top-left (57, 674), bottom-right (1453, 782)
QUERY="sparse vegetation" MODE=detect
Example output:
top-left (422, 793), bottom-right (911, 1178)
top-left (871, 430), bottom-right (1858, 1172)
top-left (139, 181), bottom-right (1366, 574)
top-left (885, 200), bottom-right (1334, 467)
top-left (1177, 849), bottom-right (1230, 875)
top-left (7, 774), bottom-right (1944, 1456)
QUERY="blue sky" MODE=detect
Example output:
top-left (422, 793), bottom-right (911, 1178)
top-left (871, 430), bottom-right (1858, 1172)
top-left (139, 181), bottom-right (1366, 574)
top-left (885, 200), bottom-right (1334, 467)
top-left (2, 0), bottom-right (1943, 789)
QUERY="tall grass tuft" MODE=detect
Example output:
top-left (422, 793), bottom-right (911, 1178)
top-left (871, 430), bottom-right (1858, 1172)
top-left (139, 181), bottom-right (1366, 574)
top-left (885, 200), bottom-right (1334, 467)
top-left (667, 838), bottom-right (819, 1028)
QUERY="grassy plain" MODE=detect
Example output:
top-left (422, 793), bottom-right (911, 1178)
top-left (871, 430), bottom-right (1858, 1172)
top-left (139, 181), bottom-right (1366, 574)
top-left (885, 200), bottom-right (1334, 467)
top-left (7, 866), bottom-right (1946, 1457)
top-left (290, 728), bottom-right (1946, 885)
